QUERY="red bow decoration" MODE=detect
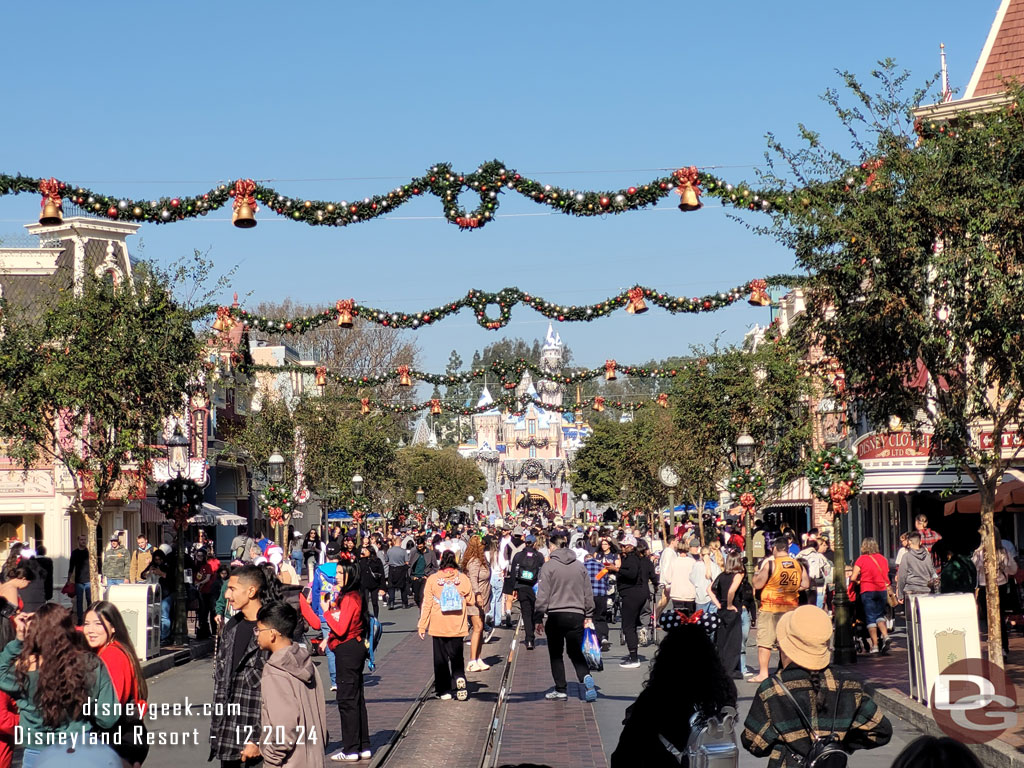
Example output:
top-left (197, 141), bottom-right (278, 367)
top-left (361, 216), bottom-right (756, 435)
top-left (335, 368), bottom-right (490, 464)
top-left (829, 481), bottom-right (853, 514)
top-left (739, 492), bottom-right (757, 510)
top-left (657, 393), bottom-right (669, 408)
top-left (748, 278), bottom-right (770, 306)
top-left (455, 216), bottom-right (481, 229)
top-left (336, 298), bottom-right (354, 316)
top-left (592, 396), bottom-right (606, 412)
top-left (605, 359), bottom-right (617, 374)
top-left (683, 610), bottom-right (704, 624)
top-left (39, 177), bottom-right (63, 209)
top-left (230, 178), bottom-right (258, 212)
top-left (268, 506), bottom-right (284, 527)
top-left (625, 286), bottom-right (647, 314)
top-left (352, 510), bottom-right (363, 522)
top-left (673, 166), bottom-right (702, 197)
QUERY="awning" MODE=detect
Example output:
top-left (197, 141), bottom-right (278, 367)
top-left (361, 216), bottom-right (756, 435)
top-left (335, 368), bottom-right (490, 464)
top-left (139, 500), bottom-right (165, 524)
top-left (328, 509), bottom-right (353, 521)
top-left (944, 479), bottom-right (1024, 516)
top-left (764, 477), bottom-right (812, 508)
top-left (189, 503), bottom-right (246, 526)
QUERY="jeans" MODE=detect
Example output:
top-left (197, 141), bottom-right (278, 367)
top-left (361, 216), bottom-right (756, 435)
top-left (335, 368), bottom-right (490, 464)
top-left (816, 588), bottom-right (825, 610)
top-left (739, 609), bottom-right (752, 674)
top-left (489, 571), bottom-right (504, 625)
top-left (22, 749), bottom-right (40, 768)
top-left (160, 595), bottom-right (172, 641)
top-left (291, 553), bottom-right (303, 575)
top-left (74, 582), bottom-right (91, 624)
top-left (545, 612), bottom-right (590, 693)
top-left (322, 625), bottom-right (337, 686)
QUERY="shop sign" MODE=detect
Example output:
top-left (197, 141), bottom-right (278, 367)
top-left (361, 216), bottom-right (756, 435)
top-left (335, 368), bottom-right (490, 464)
top-left (0, 470), bottom-right (55, 498)
top-left (978, 431), bottom-right (1024, 450)
top-left (856, 431), bottom-right (941, 460)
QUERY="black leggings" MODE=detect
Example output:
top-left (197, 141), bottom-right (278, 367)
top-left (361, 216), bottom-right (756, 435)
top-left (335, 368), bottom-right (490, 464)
top-left (619, 588), bottom-right (647, 659)
top-left (334, 638), bottom-right (370, 754)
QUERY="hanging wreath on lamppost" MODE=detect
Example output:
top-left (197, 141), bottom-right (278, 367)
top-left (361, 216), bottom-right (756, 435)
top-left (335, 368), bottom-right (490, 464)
top-left (806, 446), bottom-right (864, 514)
top-left (157, 477), bottom-right (204, 530)
top-left (727, 469), bottom-right (766, 511)
top-left (260, 484), bottom-right (295, 529)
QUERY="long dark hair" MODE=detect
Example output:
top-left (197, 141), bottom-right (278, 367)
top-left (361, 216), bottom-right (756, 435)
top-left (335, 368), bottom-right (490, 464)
top-left (336, 561), bottom-right (369, 636)
top-left (638, 625), bottom-right (737, 732)
top-left (85, 600), bottom-right (149, 702)
top-left (1, 544), bottom-right (23, 581)
top-left (16, 603), bottom-right (97, 728)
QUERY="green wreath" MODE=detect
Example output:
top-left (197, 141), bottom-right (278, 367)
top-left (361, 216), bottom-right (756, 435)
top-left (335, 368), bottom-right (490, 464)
top-left (806, 446), bottom-right (864, 502)
top-left (260, 484), bottom-right (295, 527)
top-left (157, 477), bottom-right (204, 529)
top-left (727, 469), bottom-right (766, 508)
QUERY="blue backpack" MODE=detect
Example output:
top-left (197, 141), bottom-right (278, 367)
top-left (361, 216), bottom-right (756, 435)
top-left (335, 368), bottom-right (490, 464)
top-left (438, 578), bottom-right (464, 612)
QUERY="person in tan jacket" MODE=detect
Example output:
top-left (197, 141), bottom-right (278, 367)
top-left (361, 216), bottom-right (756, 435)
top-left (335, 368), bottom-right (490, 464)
top-left (128, 534), bottom-right (154, 584)
top-left (417, 550), bottom-right (473, 701)
top-left (461, 536), bottom-right (492, 672)
top-left (255, 601), bottom-right (328, 768)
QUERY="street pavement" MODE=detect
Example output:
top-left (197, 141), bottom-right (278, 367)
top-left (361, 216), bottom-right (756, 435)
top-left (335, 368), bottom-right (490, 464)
top-left (136, 601), bottom-right (925, 768)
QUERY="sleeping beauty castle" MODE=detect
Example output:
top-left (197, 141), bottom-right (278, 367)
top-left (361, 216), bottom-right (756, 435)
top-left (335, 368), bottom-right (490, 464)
top-left (458, 324), bottom-right (591, 521)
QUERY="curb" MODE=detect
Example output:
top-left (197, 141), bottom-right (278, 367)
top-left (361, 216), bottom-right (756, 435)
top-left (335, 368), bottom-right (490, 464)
top-left (865, 684), bottom-right (1023, 768)
top-left (141, 638), bottom-right (215, 679)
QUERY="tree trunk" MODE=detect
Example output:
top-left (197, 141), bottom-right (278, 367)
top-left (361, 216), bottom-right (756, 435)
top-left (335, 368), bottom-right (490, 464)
top-left (696, 496), bottom-right (706, 546)
top-left (979, 484), bottom-right (1004, 668)
top-left (86, 510), bottom-right (101, 604)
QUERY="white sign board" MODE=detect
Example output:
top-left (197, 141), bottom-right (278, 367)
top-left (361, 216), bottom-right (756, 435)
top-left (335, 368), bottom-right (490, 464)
top-left (907, 593), bottom-right (981, 706)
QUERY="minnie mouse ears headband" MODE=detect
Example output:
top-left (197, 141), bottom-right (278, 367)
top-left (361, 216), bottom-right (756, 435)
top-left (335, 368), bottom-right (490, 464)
top-left (659, 609), bottom-right (705, 633)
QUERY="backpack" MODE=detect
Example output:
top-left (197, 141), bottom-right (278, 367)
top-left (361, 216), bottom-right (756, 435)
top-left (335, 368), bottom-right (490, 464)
top-left (774, 676), bottom-right (850, 768)
top-left (438, 578), bottom-right (464, 612)
top-left (516, 554), bottom-right (539, 585)
top-left (684, 705), bottom-right (739, 768)
top-left (799, 551), bottom-right (824, 585)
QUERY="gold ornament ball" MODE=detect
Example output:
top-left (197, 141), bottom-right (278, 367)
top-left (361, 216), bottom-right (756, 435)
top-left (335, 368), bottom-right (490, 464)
top-left (133, 207), bottom-right (143, 217)
top-left (304, 200), bottom-right (312, 208)
top-left (326, 203), bottom-right (336, 213)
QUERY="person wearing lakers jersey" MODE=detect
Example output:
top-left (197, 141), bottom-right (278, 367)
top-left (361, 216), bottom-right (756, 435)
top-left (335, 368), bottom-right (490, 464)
top-left (750, 537), bottom-right (809, 682)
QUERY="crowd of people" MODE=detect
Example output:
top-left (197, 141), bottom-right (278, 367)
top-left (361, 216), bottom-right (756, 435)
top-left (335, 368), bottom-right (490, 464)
top-left (0, 504), bottom-right (1004, 768)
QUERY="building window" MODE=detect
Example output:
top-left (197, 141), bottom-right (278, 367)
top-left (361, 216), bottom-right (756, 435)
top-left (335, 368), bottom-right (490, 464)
top-left (528, 420), bottom-right (536, 435)
top-left (529, 446), bottom-right (537, 458)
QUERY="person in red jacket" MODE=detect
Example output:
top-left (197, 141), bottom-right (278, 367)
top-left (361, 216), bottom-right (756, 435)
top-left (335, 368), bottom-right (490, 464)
top-left (82, 601), bottom-right (149, 766)
top-left (0, 595), bottom-right (17, 768)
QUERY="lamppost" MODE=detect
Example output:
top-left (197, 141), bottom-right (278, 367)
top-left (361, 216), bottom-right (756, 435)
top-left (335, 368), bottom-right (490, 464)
top-left (467, 495), bottom-right (474, 526)
top-left (580, 493), bottom-right (588, 524)
top-left (735, 432), bottom-right (757, 583)
top-left (818, 398), bottom-right (857, 665)
top-left (352, 474), bottom-right (364, 548)
top-left (267, 449), bottom-right (285, 547)
top-left (166, 426), bottom-right (191, 648)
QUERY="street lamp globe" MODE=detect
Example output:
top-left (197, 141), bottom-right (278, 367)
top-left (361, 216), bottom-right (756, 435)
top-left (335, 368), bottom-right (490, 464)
top-left (736, 432), bottom-right (755, 468)
top-left (167, 425), bottom-right (190, 478)
top-left (352, 474), bottom-right (364, 496)
top-left (416, 487), bottom-right (425, 505)
top-left (467, 495), bottom-right (474, 504)
top-left (267, 450), bottom-right (285, 483)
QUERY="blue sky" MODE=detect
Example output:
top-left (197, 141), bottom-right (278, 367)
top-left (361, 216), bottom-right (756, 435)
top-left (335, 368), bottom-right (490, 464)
top-left (0, 2), bottom-right (996, 374)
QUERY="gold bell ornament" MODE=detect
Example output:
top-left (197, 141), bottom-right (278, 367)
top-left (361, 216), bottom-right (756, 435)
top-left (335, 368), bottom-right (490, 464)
top-left (592, 396), bottom-right (606, 413)
top-left (657, 393), bottom-right (669, 409)
top-left (315, 366), bottom-right (327, 387)
top-left (748, 279), bottom-right (771, 307)
top-left (430, 398), bottom-right (442, 415)
top-left (398, 365), bottom-right (413, 387)
top-left (625, 287), bottom-right (648, 315)
top-left (674, 166), bottom-right (703, 212)
top-left (605, 360), bottom-right (617, 381)
top-left (38, 178), bottom-right (63, 226)
top-left (336, 299), bottom-right (355, 328)
top-left (230, 179), bottom-right (258, 229)
top-left (360, 398), bottom-right (371, 415)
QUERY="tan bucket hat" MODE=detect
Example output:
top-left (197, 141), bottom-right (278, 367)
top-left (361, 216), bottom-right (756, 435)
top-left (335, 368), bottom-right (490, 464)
top-left (776, 605), bottom-right (832, 670)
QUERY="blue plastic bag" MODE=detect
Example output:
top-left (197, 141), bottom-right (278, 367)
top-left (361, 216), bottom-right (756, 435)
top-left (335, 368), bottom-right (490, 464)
top-left (582, 626), bottom-right (603, 671)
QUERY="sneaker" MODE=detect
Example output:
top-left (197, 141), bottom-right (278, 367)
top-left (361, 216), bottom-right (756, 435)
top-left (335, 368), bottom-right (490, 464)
top-left (329, 752), bottom-right (360, 762)
top-left (545, 690), bottom-right (568, 700)
top-left (475, 659), bottom-right (490, 671)
top-left (437, 693), bottom-right (453, 700)
top-left (600, 640), bottom-right (611, 652)
top-left (583, 674), bottom-right (597, 702)
top-left (484, 627), bottom-right (496, 644)
top-left (359, 751), bottom-right (372, 760)
top-left (455, 677), bottom-right (468, 701)
top-left (881, 637), bottom-right (891, 654)
top-left (869, 646), bottom-right (879, 655)
top-left (525, 641), bottom-right (534, 650)
top-left (330, 685), bottom-right (337, 691)
top-left (620, 659), bottom-right (641, 669)
top-left (886, 617), bottom-right (895, 631)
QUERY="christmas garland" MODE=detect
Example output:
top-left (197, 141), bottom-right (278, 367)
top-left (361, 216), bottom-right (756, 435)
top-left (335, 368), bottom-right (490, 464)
top-left (345, 392), bottom-right (660, 417)
top-left (259, 484), bottom-right (296, 528)
top-left (726, 469), bottom-right (766, 509)
top-left (246, 356), bottom-right (692, 391)
top-left (213, 276), bottom-right (799, 335)
top-left (156, 477), bottom-right (204, 530)
top-left (805, 446), bottom-right (864, 513)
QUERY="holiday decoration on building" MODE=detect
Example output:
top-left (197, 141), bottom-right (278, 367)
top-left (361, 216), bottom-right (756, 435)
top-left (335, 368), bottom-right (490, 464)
top-left (806, 446), bottom-right (864, 513)
top-left (215, 276), bottom-right (796, 335)
top-left (727, 470), bottom-right (766, 509)
top-left (260, 484), bottom-right (295, 528)
top-left (156, 477), bottom-right (204, 530)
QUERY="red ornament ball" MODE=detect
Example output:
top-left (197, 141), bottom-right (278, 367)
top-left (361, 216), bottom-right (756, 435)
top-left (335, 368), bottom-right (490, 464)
top-left (170, 198), bottom-right (180, 208)
top-left (628, 187), bottom-right (637, 195)
top-left (600, 197), bottom-right (610, 207)
top-left (107, 207), bottom-right (118, 218)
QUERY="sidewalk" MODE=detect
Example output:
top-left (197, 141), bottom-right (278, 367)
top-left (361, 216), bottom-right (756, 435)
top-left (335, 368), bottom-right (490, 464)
top-left (835, 622), bottom-right (1024, 767)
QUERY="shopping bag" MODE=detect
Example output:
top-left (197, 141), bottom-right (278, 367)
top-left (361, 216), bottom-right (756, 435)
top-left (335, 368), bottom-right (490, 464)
top-left (582, 626), bottom-right (603, 671)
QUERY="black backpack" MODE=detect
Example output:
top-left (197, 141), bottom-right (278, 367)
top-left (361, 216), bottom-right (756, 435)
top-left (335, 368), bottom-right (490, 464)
top-left (773, 676), bottom-right (850, 768)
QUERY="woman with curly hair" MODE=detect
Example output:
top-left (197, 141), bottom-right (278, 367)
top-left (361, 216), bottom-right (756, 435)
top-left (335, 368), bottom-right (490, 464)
top-left (611, 622), bottom-right (737, 768)
top-left (0, 603), bottom-right (119, 768)
top-left (462, 536), bottom-right (491, 672)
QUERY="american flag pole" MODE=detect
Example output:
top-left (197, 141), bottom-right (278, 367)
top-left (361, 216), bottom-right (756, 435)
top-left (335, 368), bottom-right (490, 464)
top-left (941, 42), bottom-right (953, 103)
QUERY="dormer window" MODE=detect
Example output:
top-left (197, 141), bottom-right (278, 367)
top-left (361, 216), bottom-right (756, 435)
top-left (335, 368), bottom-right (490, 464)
top-left (528, 419), bottom-right (537, 435)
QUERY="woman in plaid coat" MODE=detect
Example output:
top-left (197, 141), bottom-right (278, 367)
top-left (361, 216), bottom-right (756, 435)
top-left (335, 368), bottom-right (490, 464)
top-left (210, 565), bottom-right (276, 768)
top-left (742, 605), bottom-right (892, 767)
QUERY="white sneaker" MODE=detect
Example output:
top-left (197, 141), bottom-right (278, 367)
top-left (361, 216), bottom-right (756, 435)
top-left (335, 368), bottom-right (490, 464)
top-left (475, 659), bottom-right (490, 670)
top-left (359, 751), bottom-right (372, 760)
top-left (330, 685), bottom-right (337, 691)
top-left (329, 751), bottom-right (359, 762)
top-left (438, 693), bottom-right (453, 700)
top-left (466, 660), bottom-right (480, 672)
top-left (620, 659), bottom-right (641, 669)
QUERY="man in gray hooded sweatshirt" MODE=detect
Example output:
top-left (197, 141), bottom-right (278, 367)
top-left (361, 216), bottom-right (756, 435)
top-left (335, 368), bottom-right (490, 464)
top-left (896, 531), bottom-right (935, 602)
top-left (534, 532), bottom-right (598, 702)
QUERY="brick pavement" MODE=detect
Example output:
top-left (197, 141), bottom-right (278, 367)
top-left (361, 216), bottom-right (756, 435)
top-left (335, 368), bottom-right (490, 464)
top-left (383, 631), bottom-right (514, 767)
top-left (496, 633), bottom-right (608, 768)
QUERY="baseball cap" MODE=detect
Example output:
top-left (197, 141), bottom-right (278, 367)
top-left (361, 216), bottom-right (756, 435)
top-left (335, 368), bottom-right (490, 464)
top-left (622, 534), bottom-right (637, 547)
top-left (109, 533), bottom-right (119, 540)
top-left (525, 534), bottom-right (537, 543)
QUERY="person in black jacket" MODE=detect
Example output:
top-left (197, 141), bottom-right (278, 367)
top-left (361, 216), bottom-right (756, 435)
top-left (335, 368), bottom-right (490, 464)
top-left (636, 539), bottom-right (659, 648)
top-left (610, 534), bottom-right (645, 667)
top-left (509, 535), bottom-right (545, 649)
top-left (359, 544), bottom-right (385, 616)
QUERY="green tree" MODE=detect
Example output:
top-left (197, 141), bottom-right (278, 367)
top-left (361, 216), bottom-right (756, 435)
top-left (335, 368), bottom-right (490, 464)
top-left (394, 446), bottom-right (487, 522)
top-left (753, 65), bottom-right (1024, 665)
top-left (568, 420), bottom-right (629, 503)
top-left (0, 268), bottom-right (204, 596)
